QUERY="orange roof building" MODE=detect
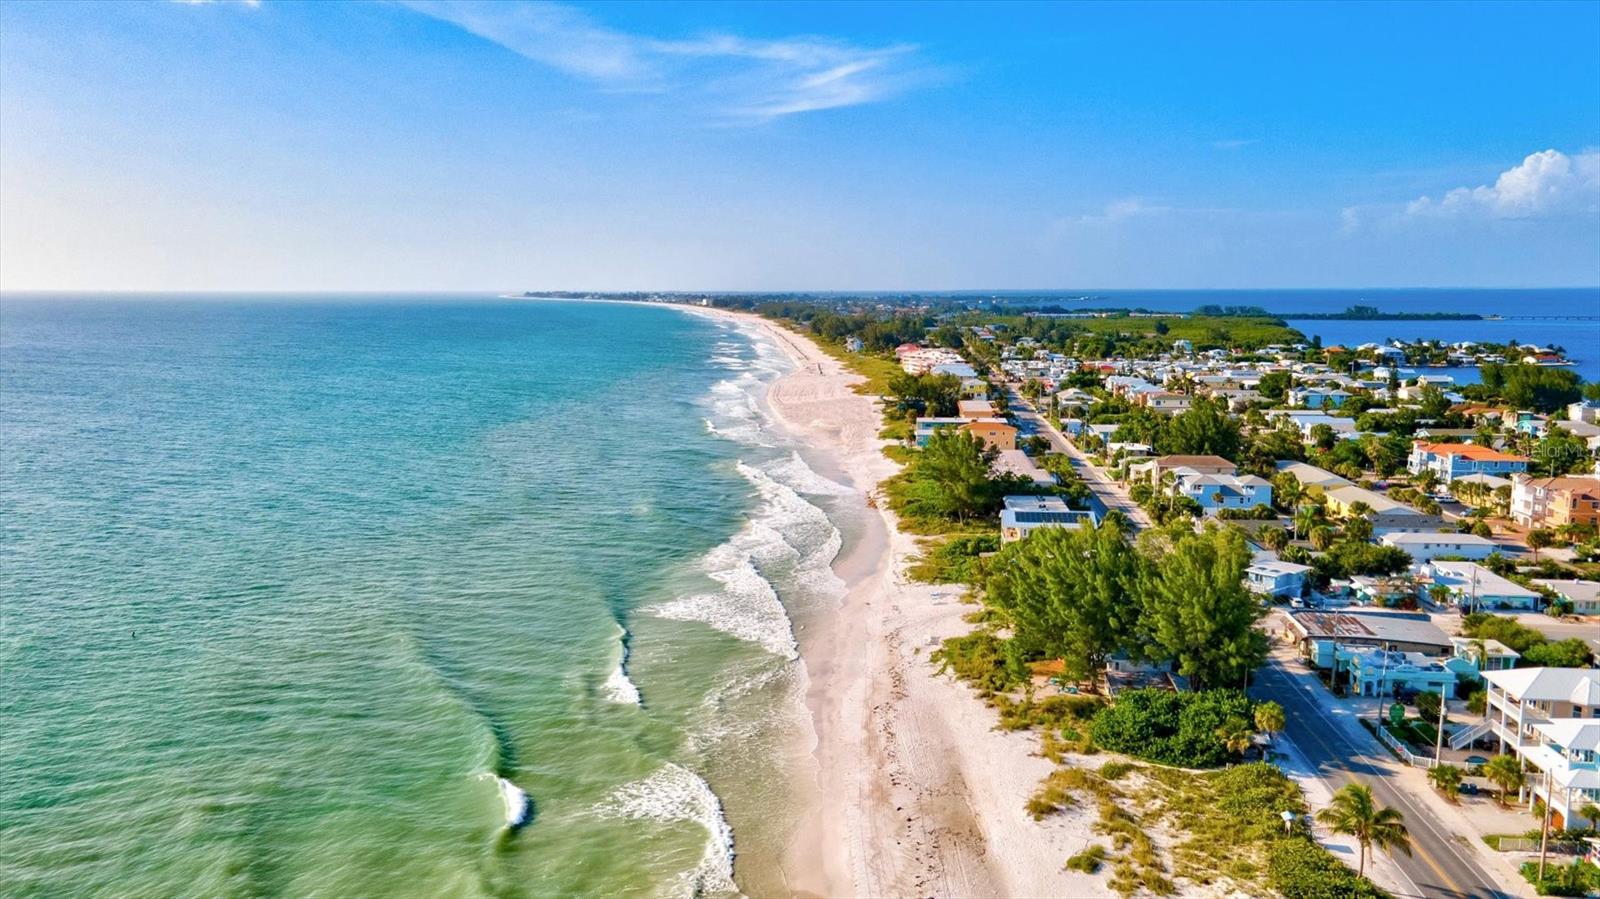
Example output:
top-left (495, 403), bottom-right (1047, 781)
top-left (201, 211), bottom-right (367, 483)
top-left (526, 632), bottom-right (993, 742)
top-left (1409, 441), bottom-right (1529, 483)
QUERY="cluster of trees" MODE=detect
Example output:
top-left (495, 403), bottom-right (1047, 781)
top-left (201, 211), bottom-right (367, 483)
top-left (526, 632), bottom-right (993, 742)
top-left (887, 372), bottom-right (961, 419)
top-left (886, 430), bottom-right (1022, 523)
top-left (1461, 613), bottom-right (1595, 668)
top-left (1109, 397), bottom-right (1244, 460)
top-left (1089, 688), bottom-right (1272, 768)
top-left (1469, 364), bottom-right (1585, 413)
top-left (982, 519), bottom-right (1268, 691)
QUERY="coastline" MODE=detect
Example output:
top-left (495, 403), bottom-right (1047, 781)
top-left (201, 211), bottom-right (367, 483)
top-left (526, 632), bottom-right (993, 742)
top-left (683, 305), bottom-right (1107, 898)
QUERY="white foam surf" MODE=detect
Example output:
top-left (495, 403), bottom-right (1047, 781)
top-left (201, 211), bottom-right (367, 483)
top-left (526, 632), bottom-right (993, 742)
top-left (601, 763), bottom-right (738, 898)
top-left (603, 623), bottom-right (641, 705)
top-left (480, 773), bottom-right (530, 829)
top-left (763, 450), bottom-right (855, 496)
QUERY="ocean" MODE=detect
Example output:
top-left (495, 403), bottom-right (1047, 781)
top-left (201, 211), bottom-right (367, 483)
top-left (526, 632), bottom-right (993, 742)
top-left (0, 296), bottom-right (858, 898)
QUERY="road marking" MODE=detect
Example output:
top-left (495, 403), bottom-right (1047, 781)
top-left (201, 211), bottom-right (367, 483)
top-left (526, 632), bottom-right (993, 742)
top-left (1263, 665), bottom-right (1498, 897)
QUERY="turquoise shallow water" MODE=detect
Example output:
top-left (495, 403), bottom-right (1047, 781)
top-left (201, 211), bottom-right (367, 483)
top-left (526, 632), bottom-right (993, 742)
top-left (1, 296), bottom-right (850, 898)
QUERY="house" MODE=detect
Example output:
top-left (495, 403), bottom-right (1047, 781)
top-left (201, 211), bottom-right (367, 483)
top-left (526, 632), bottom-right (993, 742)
top-left (1323, 485), bottom-right (1444, 535)
top-left (1532, 580), bottom-right (1600, 616)
top-left (843, 336), bottom-right (864, 352)
top-left (1172, 339), bottom-right (1194, 354)
top-left (1284, 609), bottom-right (1452, 656)
top-left (1129, 454), bottom-right (1237, 485)
top-left (1331, 645), bottom-right (1456, 698)
top-left (1275, 461), bottom-right (1353, 491)
top-left (1137, 391), bottom-right (1192, 414)
top-left (1000, 495), bottom-right (1096, 543)
top-left (1409, 441), bottom-right (1530, 484)
top-left (962, 419), bottom-right (1018, 451)
top-left (1422, 561), bottom-right (1542, 611)
top-left (994, 449), bottom-right (1057, 486)
top-left (1480, 667), bottom-right (1600, 829)
top-left (1379, 532), bottom-right (1498, 564)
top-left (1526, 721), bottom-right (1600, 830)
top-left (1173, 471), bottom-right (1272, 514)
top-left (960, 378), bottom-right (989, 399)
top-left (1570, 401), bottom-right (1600, 425)
top-left (1448, 636), bottom-right (1520, 677)
top-left (931, 361), bottom-right (979, 379)
top-left (913, 417), bottom-right (967, 446)
top-left (1288, 387), bottom-right (1353, 409)
top-left (1245, 557), bottom-right (1312, 598)
top-left (957, 399), bottom-right (997, 420)
top-left (1349, 574), bottom-right (1423, 608)
top-left (1510, 474), bottom-right (1600, 530)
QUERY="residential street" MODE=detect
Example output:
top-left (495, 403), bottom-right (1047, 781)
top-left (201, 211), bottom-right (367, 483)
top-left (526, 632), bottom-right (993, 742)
top-left (1253, 652), bottom-right (1515, 899)
top-left (1003, 386), bottom-right (1153, 530)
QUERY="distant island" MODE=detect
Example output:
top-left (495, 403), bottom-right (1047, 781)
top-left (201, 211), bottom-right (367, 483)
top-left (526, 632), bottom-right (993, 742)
top-left (1194, 304), bottom-right (1481, 321)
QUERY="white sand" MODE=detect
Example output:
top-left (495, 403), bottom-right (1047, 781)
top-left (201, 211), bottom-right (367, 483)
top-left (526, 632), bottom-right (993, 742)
top-left (687, 306), bottom-right (1109, 898)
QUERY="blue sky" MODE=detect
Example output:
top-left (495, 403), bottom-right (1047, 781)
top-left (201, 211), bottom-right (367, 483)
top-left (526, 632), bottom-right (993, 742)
top-left (2, 0), bottom-right (1597, 290)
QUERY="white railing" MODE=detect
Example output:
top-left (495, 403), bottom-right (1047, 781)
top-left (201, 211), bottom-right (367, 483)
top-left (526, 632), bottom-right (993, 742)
top-left (1449, 720), bottom-right (1492, 750)
top-left (1372, 720), bottom-right (1435, 768)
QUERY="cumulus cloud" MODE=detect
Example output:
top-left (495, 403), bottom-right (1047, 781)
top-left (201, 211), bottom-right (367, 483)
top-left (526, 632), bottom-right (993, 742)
top-left (1406, 148), bottom-right (1600, 219)
top-left (399, 0), bottom-right (932, 121)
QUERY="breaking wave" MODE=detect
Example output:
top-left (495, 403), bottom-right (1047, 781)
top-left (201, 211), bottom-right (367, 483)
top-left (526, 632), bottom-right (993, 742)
top-left (481, 773), bottom-right (531, 830)
top-left (603, 622), bottom-right (641, 706)
top-left (600, 763), bottom-right (738, 898)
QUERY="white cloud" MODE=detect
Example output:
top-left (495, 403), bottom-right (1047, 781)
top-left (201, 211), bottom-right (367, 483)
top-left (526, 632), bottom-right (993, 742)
top-left (1406, 148), bottom-right (1600, 219)
top-left (1074, 197), bottom-right (1169, 224)
top-left (1211, 139), bottom-right (1255, 150)
top-left (399, 1), bottom-right (931, 121)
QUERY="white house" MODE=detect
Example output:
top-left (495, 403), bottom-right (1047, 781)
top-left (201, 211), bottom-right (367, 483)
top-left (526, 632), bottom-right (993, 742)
top-left (1481, 668), bottom-right (1600, 830)
top-left (1532, 580), bottom-right (1600, 616)
top-left (1379, 532), bottom-right (1498, 564)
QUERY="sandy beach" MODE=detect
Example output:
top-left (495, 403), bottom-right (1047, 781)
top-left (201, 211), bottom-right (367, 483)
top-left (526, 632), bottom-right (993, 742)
top-left (687, 306), bottom-right (1110, 899)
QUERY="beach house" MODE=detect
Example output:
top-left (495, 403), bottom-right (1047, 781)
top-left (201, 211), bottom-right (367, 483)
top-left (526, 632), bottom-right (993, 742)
top-left (1285, 610), bottom-right (1452, 656)
top-left (999, 495), bottom-right (1096, 543)
top-left (1532, 580), bottom-right (1600, 615)
top-left (1510, 474), bottom-right (1600, 530)
top-left (1331, 645), bottom-right (1456, 699)
top-left (957, 399), bottom-right (997, 420)
top-left (1173, 471), bottom-right (1272, 514)
top-left (1288, 387), bottom-right (1353, 409)
top-left (962, 419), bottom-right (1018, 451)
top-left (913, 417), bottom-right (967, 446)
top-left (1378, 532), bottom-right (1498, 564)
top-left (1408, 441), bottom-right (1530, 484)
top-left (1421, 561), bottom-right (1542, 611)
top-left (1448, 636), bottom-right (1520, 677)
top-left (1128, 454), bottom-right (1237, 485)
top-left (1245, 557), bottom-right (1312, 599)
top-left (1323, 485), bottom-right (1444, 535)
top-left (1480, 667), bottom-right (1600, 829)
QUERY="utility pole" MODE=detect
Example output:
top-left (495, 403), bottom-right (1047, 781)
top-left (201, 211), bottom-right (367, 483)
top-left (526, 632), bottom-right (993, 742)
top-left (1433, 683), bottom-right (1448, 766)
top-left (1538, 765), bottom-right (1554, 880)
top-left (1374, 642), bottom-right (1391, 722)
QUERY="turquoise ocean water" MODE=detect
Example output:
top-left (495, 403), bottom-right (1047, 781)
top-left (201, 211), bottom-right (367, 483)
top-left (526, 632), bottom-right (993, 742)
top-left (1, 296), bottom-right (856, 898)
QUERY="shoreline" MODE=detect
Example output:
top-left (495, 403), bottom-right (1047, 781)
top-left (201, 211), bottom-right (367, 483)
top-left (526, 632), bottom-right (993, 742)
top-left (683, 305), bottom-right (1105, 898)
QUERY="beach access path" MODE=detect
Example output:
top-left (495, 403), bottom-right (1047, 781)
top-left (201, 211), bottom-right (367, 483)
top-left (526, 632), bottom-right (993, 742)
top-left (686, 308), bottom-right (1114, 899)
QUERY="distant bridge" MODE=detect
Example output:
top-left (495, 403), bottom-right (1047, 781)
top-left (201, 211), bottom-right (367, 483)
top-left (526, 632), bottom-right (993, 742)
top-left (1487, 314), bottom-right (1600, 321)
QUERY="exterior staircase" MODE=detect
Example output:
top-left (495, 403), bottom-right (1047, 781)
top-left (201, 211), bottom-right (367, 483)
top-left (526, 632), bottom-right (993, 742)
top-left (1449, 719), bottom-right (1492, 750)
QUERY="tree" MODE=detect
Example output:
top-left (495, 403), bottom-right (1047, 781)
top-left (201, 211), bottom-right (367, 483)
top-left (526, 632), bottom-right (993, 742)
top-left (1523, 638), bottom-right (1595, 668)
top-left (1294, 503), bottom-right (1322, 541)
top-left (1527, 528), bottom-right (1554, 562)
top-left (1216, 718), bottom-right (1255, 755)
top-left (1310, 423), bottom-right (1338, 452)
top-left (1482, 754), bottom-right (1525, 807)
top-left (1258, 371), bottom-right (1293, 402)
top-left (1138, 527), bottom-right (1268, 690)
top-left (1415, 691), bottom-right (1443, 724)
top-left (1315, 783), bottom-right (1412, 879)
top-left (1254, 701), bottom-right (1286, 746)
top-left (983, 520), bottom-right (1141, 686)
top-left (1344, 516), bottom-right (1374, 544)
top-left (1471, 519), bottom-right (1493, 539)
top-left (1261, 527), bottom-right (1291, 553)
top-left (1428, 764), bottom-right (1464, 802)
top-left (911, 430), bottom-right (997, 521)
top-left (1159, 398), bottom-right (1243, 460)
top-left (888, 372), bottom-right (962, 418)
top-left (1532, 428), bottom-right (1590, 477)
top-left (1310, 525), bottom-right (1336, 552)
top-left (1412, 468), bottom-right (1440, 495)
top-left (1419, 385), bottom-right (1452, 418)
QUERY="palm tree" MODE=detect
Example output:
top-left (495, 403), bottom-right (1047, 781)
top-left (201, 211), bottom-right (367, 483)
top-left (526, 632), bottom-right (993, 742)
top-left (1316, 783), bottom-right (1412, 878)
top-left (1215, 718), bottom-right (1255, 756)
top-left (1427, 764), bottom-right (1464, 802)
top-left (1262, 527), bottom-right (1291, 553)
top-left (1294, 503), bottom-right (1321, 541)
top-left (1310, 525), bottom-right (1336, 552)
top-left (1254, 702), bottom-right (1286, 746)
top-left (1482, 754), bottom-right (1525, 807)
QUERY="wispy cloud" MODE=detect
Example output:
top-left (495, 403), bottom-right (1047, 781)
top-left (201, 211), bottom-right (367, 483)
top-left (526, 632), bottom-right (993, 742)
top-left (1211, 139), bottom-right (1255, 150)
top-left (1405, 148), bottom-right (1600, 220)
top-left (1070, 197), bottom-right (1171, 225)
top-left (398, 0), bottom-right (934, 121)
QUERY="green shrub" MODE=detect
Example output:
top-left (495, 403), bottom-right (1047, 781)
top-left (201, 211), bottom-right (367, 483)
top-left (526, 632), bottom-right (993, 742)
top-left (1100, 760), bottom-right (1137, 781)
top-left (1266, 838), bottom-right (1390, 899)
top-left (1066, 844), bottom-right (1107, 873)
top-left (1090, 688), bottom-right (1255, 768)
top-left (1520, 860), bottom-right (1600, 896)
top-left (930, 631), bottom-right (1019, 697)
top-left (907, 533), bottom-right (1001, 584)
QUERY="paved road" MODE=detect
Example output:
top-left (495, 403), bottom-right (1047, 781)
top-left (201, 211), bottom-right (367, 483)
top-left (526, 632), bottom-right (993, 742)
top-left (1003, 386), bottom-right (1152, 530)
top-left (1253, 655), bottom-right (1513, 899)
